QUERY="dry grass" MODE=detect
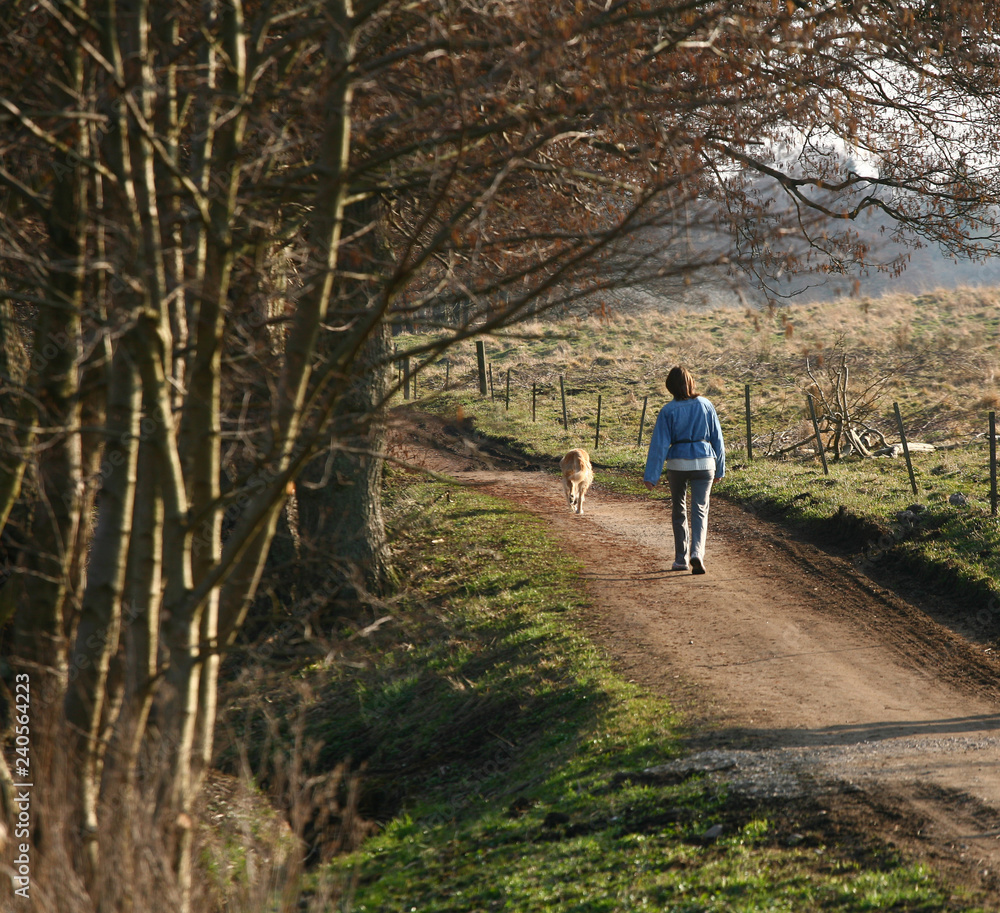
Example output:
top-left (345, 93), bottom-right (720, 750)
top-left (423, 285), bottom-right (1000, 444)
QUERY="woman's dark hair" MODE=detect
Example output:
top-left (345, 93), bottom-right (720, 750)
top-left (665, 365), bottom-right (698, 400)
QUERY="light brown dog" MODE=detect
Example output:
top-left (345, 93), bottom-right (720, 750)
top-left (560, 448), bottom-right (594, 515)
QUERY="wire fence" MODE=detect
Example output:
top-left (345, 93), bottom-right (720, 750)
top-left (395, 343), bottom-right (1000, 515)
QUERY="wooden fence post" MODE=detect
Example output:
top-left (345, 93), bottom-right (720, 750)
top-left (637, 395), bottom-right (648, 448)
top-left (990, 411), bottom-right (997, 516)
top-left (505, 369), bottom-right (511, 410)
top-left (560, 376), bottom-right (568, 431)
top-left (595, 394), bottom-right (602, 450)
top-left (745, 383), bottom-right (753, 461)
top-left (807, 394), bottom-right (829, 474)
top-left (403, 356), bottom-right (411, 400)
top-left (532, 382), bottom-right (537, 422)
top-left (893, 402), bottom-right (918, 495)
top-left (476, 341), bottom-right (487, 395)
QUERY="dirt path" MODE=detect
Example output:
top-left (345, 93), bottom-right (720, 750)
top-left (396, 413), bottom-right (1000, 900)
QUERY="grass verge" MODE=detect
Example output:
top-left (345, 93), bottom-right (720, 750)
top-left (316, 467), bottom-right (986, 911)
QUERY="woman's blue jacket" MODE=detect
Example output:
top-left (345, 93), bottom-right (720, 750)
top-left (643, 396), bottom-right (726, 485)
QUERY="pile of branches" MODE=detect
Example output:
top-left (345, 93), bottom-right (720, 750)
top-left (772, 353), bottom-right (891, 459)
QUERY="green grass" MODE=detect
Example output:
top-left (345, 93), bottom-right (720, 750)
top-left (316, 471), bottom-right (985, 911)
top-left (723, 448), bottom-right (1000, 615)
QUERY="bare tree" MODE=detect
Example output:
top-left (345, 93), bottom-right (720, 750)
top-left (2, 0), bottom-right (1000, 907)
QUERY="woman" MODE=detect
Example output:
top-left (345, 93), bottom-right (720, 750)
top-left (643, 366), bottom-right (725, 575)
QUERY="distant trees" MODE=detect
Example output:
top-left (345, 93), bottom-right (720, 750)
top-left (2, 0), bottom-right (1000, 906)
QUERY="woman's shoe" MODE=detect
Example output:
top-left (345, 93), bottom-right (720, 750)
top-left (671, 560), bottom-right (689, 571)
top-left (690, 556), bottom-right (706, 575)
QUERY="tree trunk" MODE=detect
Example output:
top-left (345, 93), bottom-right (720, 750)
top-left (64, 334), bottom-right (141, 888)
top-left (298, 323), bottom-right (392, 609)
top-left (123, 408), bottom-right (164, 776)
top-left (218, 0), bottom-right (359, 643)
top-left (295, 171), bottom-right (395, 607)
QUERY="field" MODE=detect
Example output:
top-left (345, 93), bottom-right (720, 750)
top-left (403, 286), bottom-right (1000, 441)
top-left (398, 287), bottom-right (1000, 625)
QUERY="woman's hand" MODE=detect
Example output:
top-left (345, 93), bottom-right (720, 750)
top-left (643, 480), bottom-right (656, 491)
